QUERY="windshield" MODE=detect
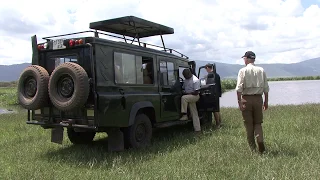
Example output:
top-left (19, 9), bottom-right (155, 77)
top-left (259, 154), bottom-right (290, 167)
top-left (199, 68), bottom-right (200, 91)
top-left (51, 56), bottom-right (78, 68)
top-left (41, 47), bottom-right (91, 76)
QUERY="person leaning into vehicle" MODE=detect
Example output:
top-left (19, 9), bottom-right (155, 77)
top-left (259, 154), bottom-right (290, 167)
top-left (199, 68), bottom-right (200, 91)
top-left (205, 63), bottom-right (222, 128)
top-left (235, 51), bottom-right (269, 154)
top-left (180, 69), bottom-right (202, 133)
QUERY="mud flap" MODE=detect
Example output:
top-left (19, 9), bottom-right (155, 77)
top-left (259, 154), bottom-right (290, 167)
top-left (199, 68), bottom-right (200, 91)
top-left (51, 127), bottom-right (64, 144)
top-left (107, 128), bottom-right (124, 152)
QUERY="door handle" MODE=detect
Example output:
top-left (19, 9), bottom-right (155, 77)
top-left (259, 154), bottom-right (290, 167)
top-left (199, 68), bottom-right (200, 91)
top-left (162, 97), bottom-right (167, 103)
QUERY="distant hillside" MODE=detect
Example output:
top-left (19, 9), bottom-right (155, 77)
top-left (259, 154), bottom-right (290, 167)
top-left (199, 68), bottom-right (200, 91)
top-left (0, 58), bottom-right (319, 81)
top-left (0, 63), bottom-right (30, 82)
top-left (196, 57), bottom-right (320, 79)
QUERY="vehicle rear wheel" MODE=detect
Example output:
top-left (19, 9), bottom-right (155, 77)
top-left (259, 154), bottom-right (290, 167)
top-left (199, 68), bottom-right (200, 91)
top-left (124, 114), bottom-right (152, 149)
top-left (67, 128), bottom-right (96, 144)
top-left (17, 65), bottom-right (49, 110)
top-left (48, 62), bottom-right (89, 112)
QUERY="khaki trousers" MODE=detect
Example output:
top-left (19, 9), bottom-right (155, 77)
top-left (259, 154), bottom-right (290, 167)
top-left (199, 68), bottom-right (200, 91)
top-left (241, 95), bottom-right (264, 150)
top-left (181, 94), bottom-right (200, 131)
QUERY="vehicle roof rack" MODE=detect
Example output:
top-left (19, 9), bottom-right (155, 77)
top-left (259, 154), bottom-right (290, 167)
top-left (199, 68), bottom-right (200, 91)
top-left (41, 16), bottom-right (188, 59)
top-left (89, 16), bottom-right (174, 38)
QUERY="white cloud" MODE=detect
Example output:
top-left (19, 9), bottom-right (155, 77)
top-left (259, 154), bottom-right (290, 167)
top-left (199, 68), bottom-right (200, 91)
top-left (1, 0), bottom-right (320, 65)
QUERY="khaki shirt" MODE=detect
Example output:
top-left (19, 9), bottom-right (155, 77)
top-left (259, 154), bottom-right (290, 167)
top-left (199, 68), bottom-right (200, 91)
top-left (235, 63), bottom-right (269, 95)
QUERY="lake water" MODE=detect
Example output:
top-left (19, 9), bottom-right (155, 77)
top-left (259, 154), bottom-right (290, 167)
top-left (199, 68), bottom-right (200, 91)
top-left (0, 108), bottom-right (15, 114)
top-left (220, 80), bottom-right (320, 107)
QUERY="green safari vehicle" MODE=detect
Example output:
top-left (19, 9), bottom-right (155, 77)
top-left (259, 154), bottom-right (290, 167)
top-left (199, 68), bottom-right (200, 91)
top-left (17, 16), bottom-right (218, 151)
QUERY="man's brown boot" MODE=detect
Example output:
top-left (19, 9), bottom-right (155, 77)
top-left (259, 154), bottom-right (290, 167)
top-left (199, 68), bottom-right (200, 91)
top-left (249, 142), bottom-right (256, 152)
top-left (258, 142), bottom-right (265, 154)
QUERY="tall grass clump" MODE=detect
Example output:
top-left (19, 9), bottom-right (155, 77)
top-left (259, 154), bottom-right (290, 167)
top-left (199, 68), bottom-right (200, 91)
top-left (268, 75), bottom-right (320, 81)
top-left (0, 81), bottom-right (17, 88)
top-left (220, 75), bottom-right (320, 92)
top-left (221, 79), bottom-right (237, 92)
top-left (0, 87), bottom-right (18, 106)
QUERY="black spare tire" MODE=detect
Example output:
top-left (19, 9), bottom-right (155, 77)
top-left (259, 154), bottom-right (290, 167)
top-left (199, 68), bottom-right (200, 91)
top-left (48, 62), bottom-right (89, 112)
top-left (17, 65), bottom-right (49, 110)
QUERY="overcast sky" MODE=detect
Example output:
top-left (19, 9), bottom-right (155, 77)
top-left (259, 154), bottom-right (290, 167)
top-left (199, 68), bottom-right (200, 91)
top-left (1, 0), bottom-right (320, 65)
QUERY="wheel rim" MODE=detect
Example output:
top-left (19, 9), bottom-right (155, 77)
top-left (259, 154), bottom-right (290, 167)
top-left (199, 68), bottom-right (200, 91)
top-left (24, 77), bottom-right (37, 98)
top-left (57, 75), bottom-right (74, 98)
top-left (135, 123), bottom-right (147, 142)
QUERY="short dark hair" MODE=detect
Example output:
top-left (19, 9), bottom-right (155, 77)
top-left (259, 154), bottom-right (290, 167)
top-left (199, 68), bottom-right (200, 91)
top-left (205, 63), bottom-right (214, 69)
top-left (182, 68), bottom-right (192, 79)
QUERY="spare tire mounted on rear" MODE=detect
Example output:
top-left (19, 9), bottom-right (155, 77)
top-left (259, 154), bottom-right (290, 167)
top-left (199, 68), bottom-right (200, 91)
top-left (17, 65), bottom-right (49, 110)
top-left (48, 62), bottom-right (89, 112)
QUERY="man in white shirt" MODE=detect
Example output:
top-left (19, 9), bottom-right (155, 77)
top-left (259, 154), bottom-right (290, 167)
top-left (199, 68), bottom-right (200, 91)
top-left (180, 69), bottom-right (201, 133)
top-left (236, 51), bottom-right (269, 154)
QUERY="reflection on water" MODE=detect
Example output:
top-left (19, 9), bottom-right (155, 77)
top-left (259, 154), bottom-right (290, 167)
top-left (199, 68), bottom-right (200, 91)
top-left (0, 108), bottom-right (15, 114)
top-left (220, 80), bottom-right (320, 107)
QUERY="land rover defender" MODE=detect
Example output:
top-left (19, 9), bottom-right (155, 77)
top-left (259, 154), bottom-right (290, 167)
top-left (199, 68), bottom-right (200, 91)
top-left (17, 16), bottom-right (218, 151)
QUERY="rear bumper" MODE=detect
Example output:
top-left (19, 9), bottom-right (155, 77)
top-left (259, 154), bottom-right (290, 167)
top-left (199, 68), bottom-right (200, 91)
top-left (26, 108), bottom-right (96, 129)
top-left (26, 120), bottom-right (96, 129)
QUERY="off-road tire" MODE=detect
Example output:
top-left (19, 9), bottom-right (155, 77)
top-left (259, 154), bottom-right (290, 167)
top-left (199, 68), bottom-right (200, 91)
top-left (67, 128), bottom-right (96, 144)
top-left (17, 65), bottom-right (49, 110)
top-left (124, 114), bottom-right (152, 149)
top-left (48, 62), bottom-right (89, 112)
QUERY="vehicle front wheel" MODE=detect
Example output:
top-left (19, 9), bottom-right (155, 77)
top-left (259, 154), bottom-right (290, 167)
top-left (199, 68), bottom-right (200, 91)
top-left (124, 114), bottom-right (152, 149)
top-left (67, 128), bottom-right (96, 144)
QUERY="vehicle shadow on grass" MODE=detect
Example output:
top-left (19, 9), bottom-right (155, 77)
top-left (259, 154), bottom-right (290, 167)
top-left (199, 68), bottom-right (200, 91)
top-left (262, 143), bottom-right (299, 158)
top-left (42, 123), bottom-right (218, 169)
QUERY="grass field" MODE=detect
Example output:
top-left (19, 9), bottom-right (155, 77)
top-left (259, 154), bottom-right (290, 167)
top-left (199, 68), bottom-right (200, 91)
top-left (1, 99), bottom-right (320, 178)
top-left (0, 87), bottom-right (18, 106)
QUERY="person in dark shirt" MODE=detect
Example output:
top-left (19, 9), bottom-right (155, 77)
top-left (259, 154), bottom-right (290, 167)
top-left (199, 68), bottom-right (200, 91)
top-left (205, 63), bottom-right (222, 128)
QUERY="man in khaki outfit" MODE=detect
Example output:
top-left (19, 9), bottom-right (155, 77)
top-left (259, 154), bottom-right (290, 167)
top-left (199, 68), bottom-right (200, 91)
top-left (179, 69), bottom-right (201, 133)
top-left (236, 51), bottom-right (269, 154)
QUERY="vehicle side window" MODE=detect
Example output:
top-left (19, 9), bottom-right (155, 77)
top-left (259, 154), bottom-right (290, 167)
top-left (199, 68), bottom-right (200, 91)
top-left (114, 52), bottom-right (136, 84)
top-left (167, 62), bottom-right (175, 85)
top-left (114, 52), bottom-right (154, 84)
top-left (160, 61), bottom-right (168, 85)
top-left (198, 67), bottom-right (208, 80)
top-left (160, 61), bottom-right (176, 86)
top-left (141, 57), bottom-right (153, 84)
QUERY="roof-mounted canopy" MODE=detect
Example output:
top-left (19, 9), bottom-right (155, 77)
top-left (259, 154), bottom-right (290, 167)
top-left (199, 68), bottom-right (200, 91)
top-left (89, 16), bottom-right (174, 38)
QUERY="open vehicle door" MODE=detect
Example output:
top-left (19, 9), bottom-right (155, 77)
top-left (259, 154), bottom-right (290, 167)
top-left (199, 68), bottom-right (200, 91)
top-left (196, 63), bottom-right (218, 112)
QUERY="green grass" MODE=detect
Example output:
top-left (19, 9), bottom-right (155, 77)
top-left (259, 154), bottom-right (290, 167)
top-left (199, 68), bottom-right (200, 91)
top-left (0, 87), bottom-right (18, 106)
top-left (221, 79), bottom-right (237, 93)
top-left (0, 81), bottom-right (17, 88)
top-left (1, 104), bottom-right (320, 179)
top-left (268, 75), bottom-right (320, 81)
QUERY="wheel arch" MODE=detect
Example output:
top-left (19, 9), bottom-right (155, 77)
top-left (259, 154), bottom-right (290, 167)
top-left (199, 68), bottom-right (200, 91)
top-left (128, 101), bottom-right (155, 126)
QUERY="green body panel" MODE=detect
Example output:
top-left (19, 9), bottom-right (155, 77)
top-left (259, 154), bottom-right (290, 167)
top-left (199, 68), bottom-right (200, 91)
top-left (29, 35), bottom-right (196, 129)
top-left (90, 39), bottom-right (189, 127)
top-left (31, 35), bottom-right (39, 65)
